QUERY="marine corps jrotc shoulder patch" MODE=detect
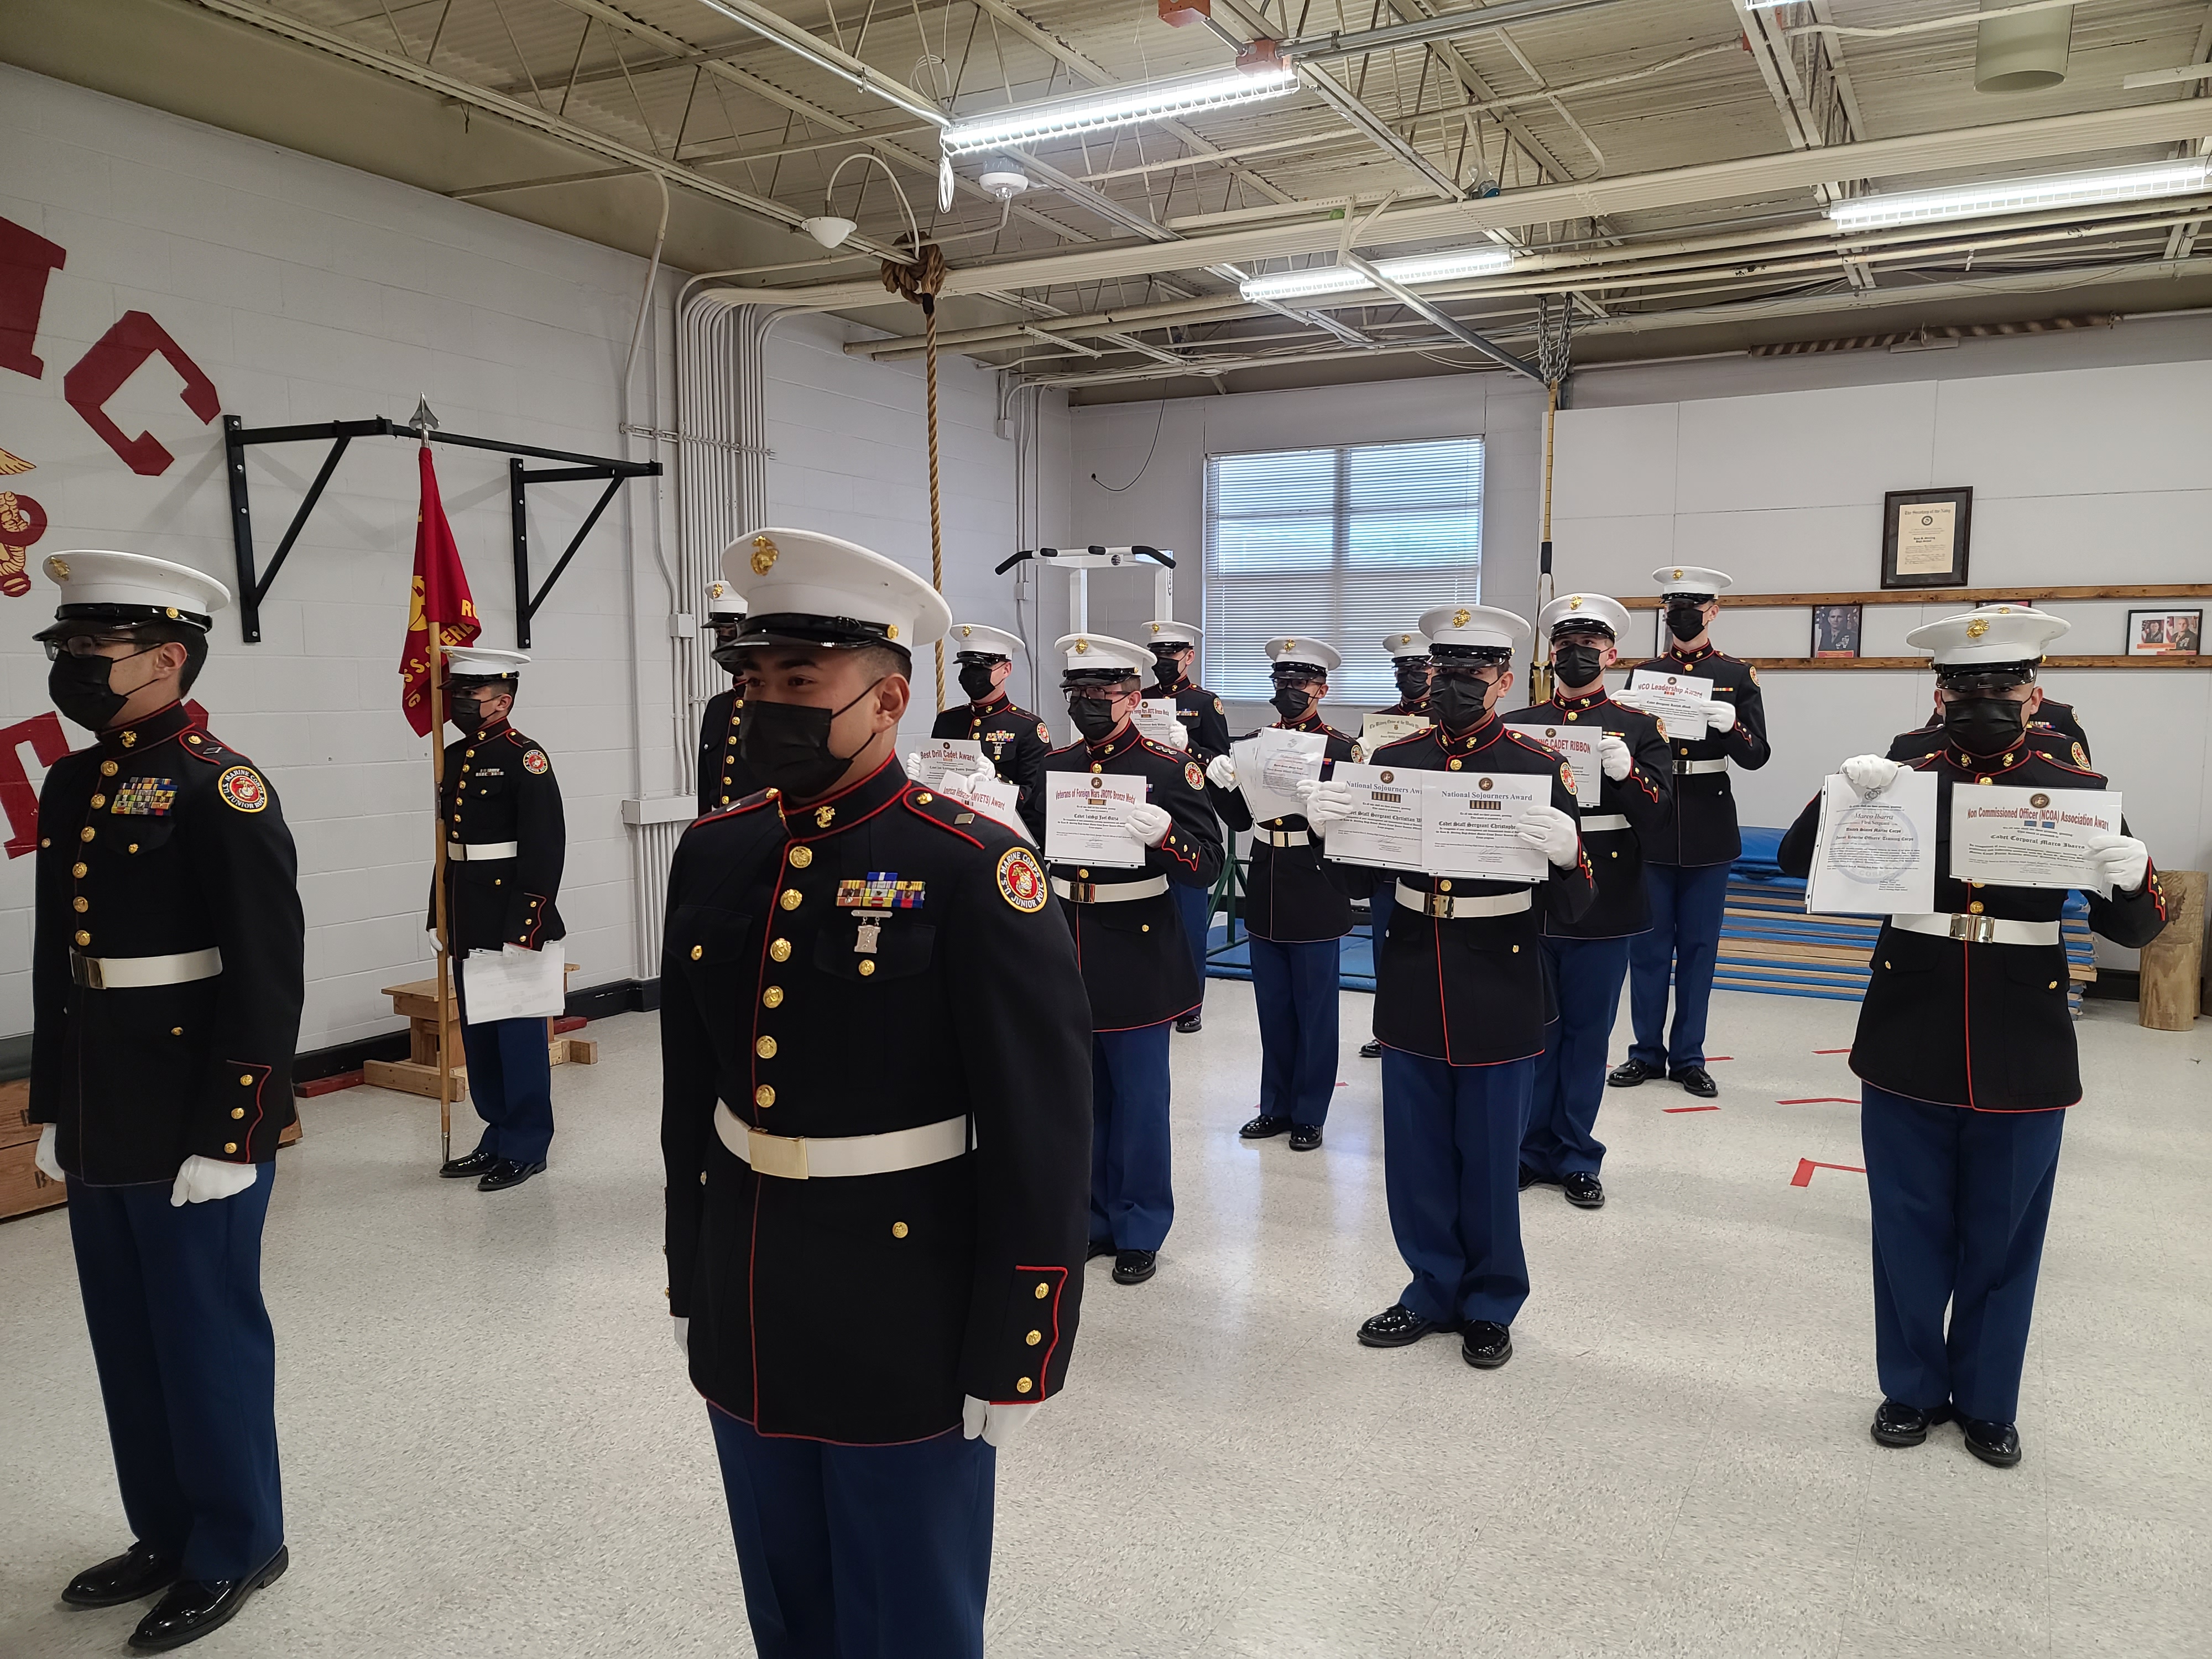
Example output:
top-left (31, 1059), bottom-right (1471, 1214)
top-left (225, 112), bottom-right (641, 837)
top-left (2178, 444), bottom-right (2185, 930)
top-left (217, 766), bottom-right (267, 812)
top-left (997, 846), bottom-right (1047, 913)
top-left (1037, 721), bottom-right (1051, 743)
top-left (1185, 760), bottom-right (1204, 791)
top-left (523, 749), bottom-right (550, 775)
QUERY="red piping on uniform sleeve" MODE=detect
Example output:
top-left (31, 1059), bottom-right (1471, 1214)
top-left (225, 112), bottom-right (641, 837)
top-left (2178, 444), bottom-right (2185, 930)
top-left (519, 895), bottom-right (550, 948)
top-left (1004, 1264), bottom-right (1068, 1402)
top-left (225, 1061), bottom-right (270, 1159)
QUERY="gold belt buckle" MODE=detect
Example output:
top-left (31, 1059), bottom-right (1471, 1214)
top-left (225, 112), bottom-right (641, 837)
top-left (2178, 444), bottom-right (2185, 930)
top-left (747, 1128), bottom-right (810, 1180)
top-left (1947, 913), bottom-right (1996, 944)
top-left (1424, 892), bottom-right (1453, 919)
top-left (70, 952), bottom-right (105, 990)
top-left (1071, 880), bottom-right (1096, 902)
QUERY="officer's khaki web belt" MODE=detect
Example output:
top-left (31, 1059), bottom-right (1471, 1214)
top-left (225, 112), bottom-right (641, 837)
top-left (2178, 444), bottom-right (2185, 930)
top-left (1051, 874), bottom-right (1169, 903)
top-left (1673, 758), bottom-right (1729, 775)
top-left (713, 1103), bottom-right (968, 1180)
top-left (70, 947), bottom-right (222, 990)
top-left (1890, 914), bottom-right (2060, 947)
top-left (447, 841), bottom-right (520, 862)
top-left (1579, 813), bottom-right (1630, 832)
top-left (1395, 884), bottom-right (1533, 921)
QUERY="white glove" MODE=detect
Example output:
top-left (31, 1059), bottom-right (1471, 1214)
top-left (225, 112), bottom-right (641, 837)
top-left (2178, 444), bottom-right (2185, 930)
top-left (1598, 734), bottom-right (1632, 782)
top-left (171, 1155), bottom-right (259, 1208)
top-left (1701, 700), bottom-right (1738, 734)
top-left (1123, 802), bottom-right (1172, 846)
top-left (962, 1393), bottom-right (1041, 1449)
top-left (1297, 778), bottom-right (1357, 837)
top-left (1516, 803), bottom-right (1581, 869)
top-left (1839, 754), bottom-right (1902, 800)
top-left (2086, 832), bottom-right (2149, 895)
top-left (426, 927), bottom-right (446, 957)
top-left (1609, 687), bottom-right (1647, 711)
top-left (1161, 721), bottom-right (1188, 749)
top-left (34, 1123), bottom-right (64, 1183)
top-left (1205, 753), bottom-right (1238, 790)
top-left (903, 752), bottom-right (925, 780)
top-left (673, 1316), bottom-right (690, 1355)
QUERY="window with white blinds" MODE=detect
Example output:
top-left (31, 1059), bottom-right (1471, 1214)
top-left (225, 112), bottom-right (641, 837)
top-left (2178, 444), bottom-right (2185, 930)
top-left (1202, 435), bottom-right (1484, 702)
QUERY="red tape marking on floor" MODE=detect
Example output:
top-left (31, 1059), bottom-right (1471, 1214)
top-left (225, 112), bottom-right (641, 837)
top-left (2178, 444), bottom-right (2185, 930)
top-left (1777, 1098), bottom-right (1858, 1105)
top-left (1664, 1104), bottom-right (1720, 1113)
top-left (1813, 1048), bottom-right (1851, 1055)
top-left (1791, 1158), bottom-right (1865, 1187)
top-left (1706, 1056), bottom-right (1733, 1062)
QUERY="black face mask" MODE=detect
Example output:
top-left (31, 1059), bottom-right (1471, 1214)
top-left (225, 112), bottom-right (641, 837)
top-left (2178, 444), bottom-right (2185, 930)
top-left (1150, 650), bottom-right (1182, 690)
top-left (736, 679), bottom-right (884, 800)
top-left (48, 647), bottom-right (156, 733)
top-left (1942, 695), bottom-right (2028, 757)
top-left (1270, 685), bottom-right (1314, 721)
top-left (1666, 604), bottom-right (1708, 643)
top-left (448, 696), bottom-right (490, 734)
top-left (1429, 673), bottom-right (1496, 732)
top-left (1067, 695), bottom-right (1121, 742)
top-left (1552, 644), bottom-right (1606, 690)
top-left (1392, 662), bottom-right (1431, 701)
top-left (958, 662), bottom-right (1002, 702)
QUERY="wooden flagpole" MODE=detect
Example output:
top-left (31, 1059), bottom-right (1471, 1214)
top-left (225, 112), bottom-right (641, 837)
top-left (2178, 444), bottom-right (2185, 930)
top-left (429, 640), bottom-right (455, 1163)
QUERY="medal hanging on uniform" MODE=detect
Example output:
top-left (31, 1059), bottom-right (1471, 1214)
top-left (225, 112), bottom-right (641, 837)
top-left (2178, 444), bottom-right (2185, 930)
top-left (854, 914), bottom-right (883, 955)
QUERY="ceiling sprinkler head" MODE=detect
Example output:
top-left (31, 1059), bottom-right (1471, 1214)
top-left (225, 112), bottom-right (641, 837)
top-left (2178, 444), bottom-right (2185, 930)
top-left (800, 215), bottom-right (857, 250)
top-left (979, 170), bottom-right (1030, 201)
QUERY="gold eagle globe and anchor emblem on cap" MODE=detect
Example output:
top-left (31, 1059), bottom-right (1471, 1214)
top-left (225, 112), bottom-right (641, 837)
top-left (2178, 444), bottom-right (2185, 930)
top-left (749, 534), bottom-right (779, 575)
top-left (1568, 596), bottom-right (1584, 609)
top-left (1966, 618), bottom-right (1991, 638)
top-left (1452, 608), bottom-right (1470, 628)
top-left (1073, 638), bottom-right (1089, 654)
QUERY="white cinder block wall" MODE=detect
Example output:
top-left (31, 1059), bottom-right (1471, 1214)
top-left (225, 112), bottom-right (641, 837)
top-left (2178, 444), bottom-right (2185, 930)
top-left (1, 68), bottom-right (1066, 1056)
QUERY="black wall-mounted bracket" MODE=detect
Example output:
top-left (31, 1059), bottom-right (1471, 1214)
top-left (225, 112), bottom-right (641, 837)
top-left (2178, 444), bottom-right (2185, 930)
top-left (222, 414), bottom-right (660, 645)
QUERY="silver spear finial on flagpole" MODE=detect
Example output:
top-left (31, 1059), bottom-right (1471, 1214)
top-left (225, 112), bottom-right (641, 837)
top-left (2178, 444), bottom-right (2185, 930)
top-left (408, 395), bottom-right (440, 438)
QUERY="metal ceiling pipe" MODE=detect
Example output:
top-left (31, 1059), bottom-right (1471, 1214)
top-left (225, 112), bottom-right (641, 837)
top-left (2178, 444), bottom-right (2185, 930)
top-left (1976, 0), bottom-right (2072, 92)
top-left (1281, 0), bottom-right (1634, 60)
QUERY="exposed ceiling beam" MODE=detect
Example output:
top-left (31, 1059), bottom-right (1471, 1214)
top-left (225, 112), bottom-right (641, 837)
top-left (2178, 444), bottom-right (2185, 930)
top-left (1281, 0), bottom-right (1634, 60)
top-left (1345, 252), bottom-right (1542, 379)
top-left (680, 0), bottom-right (947, 125)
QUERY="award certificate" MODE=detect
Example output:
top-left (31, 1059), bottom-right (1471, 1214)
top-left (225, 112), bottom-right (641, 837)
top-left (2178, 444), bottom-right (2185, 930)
top-left (1360, 711), bottom-right (1431, 752)
top-left (1235, 727), bottom-right (1327, 823)
top-left (1322, 763), bottom-right (1424, 870)
top-left (1045, 773), bottom-right (1149, 869)
top-left (1421, 771), bottom-right (1550, 883)
top-left (906, 738), bottom-right (984, 790)
top-left (1950, 785), bottom-right (2121, 893)
top-left (1625, 669), bottom-right (1717, 738)
top-left (1517, 720), bottom-right (1602, 808)
top-left (940, 770), bottom-right (1031, 843)
top-left (1133, 698), bottom-right (1187, 748)
top-left (1804, 770), bottom-right (1937, 916)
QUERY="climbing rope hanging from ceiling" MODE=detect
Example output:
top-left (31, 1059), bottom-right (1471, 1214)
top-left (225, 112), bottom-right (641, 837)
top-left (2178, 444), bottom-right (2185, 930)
top-left (881, 242), bottom-right (950, 711)
top-left (1531, 293), bottom-right (1577, 702)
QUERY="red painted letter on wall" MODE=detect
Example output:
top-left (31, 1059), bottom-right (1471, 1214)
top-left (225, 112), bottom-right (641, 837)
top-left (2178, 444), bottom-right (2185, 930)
top-left (62, 310), bottom-right (221, 477)
top-left (0, 216), bottom-right (67, 380)
top-left (1, 711), bottom-right (71, 858)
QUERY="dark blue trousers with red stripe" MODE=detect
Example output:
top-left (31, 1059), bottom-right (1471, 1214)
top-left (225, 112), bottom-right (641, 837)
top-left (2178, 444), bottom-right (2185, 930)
top-left (460, 1015), bottom-right (555, 1164)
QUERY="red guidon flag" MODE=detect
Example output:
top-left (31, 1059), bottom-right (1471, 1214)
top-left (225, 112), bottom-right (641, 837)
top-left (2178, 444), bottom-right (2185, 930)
top-left (399, 445), bottom-right (479, 735)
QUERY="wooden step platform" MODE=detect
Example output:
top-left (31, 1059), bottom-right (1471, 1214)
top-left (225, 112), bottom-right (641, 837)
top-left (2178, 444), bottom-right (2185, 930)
top-left (361, 969), bottom-right (597, 1100)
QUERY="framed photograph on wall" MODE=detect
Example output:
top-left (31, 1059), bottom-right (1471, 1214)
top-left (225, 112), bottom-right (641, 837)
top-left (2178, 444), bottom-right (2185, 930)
top-left (2128, 608), bottom-right (2202, 655)
top-left (1812, 603), bottom-right (1862, 659)
top-left (1880, 487), bottom-right (1973, 588)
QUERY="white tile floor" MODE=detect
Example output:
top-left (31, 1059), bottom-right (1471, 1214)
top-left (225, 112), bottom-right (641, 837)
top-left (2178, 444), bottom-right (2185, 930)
top-left (2, 984), bottom-right (2206, 1658)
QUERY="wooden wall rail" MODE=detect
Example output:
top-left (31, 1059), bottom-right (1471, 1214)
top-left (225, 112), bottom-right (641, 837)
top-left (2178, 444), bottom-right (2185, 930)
top-left (1619, 583), bottom-right (2212, 609)
top-left (1741, 654), bottom-right (2204, 671)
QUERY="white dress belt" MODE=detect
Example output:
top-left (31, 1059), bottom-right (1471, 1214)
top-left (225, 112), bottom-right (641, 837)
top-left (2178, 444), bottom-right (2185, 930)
top-left (448, 841), bottom-right (520, 862)
top-left (1052, 874), bottom-right (1169, 903)
top-left (1395, 883), bottom-right (1533, 921)
top-left (1890, 913), bottom-right (2060, 947)
top-left (1259, 828), bottom-right (1311, 847)
top-left (1579, 813), bottom-right (1630, 832)
top-left (714, 1102), bottom-right (968, 1180)
top-left (1674, 757), bottom-right (1729, 775)
top-left (70, 947), bottom-right (223, 990)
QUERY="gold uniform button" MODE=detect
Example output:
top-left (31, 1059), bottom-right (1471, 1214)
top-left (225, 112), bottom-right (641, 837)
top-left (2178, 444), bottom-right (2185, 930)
top-left (231, 1107), bottom-right (245, 1120)
top-left (763, 987), bottom-right (784, 1008)
top-left (755, 1036), bottom-right (778, 1058)
top-left (128, 843), bottom-right (139, 854)
top-left (239, 1074), bottom-right (254, 1086)
top-left (1090, 763), bottom-right (1102, 774)
top-left (780, 889), bottom-right (803, 910)
top-left (72, 897), bottom-right (88, 912)
top-left (1438, 879), bottom-right (1453, 893)
top-left (1977, 776), bottom-right (1992, 786)
top-left (1140, 924), bottom-right (1150, 933)
top-left (1016, 1377), bottom-right (1034, 1395)
top-left (90, 794), bottom-right (106, 809)
top-left (170, 1026), bottom-right (182, 1036)
top-left (74, 930), bottom-right (90, 946)
top-left (1511, 945), bottom-right (1520, 953)
top-left (789, 846), bottom-right (813, 869)
top-left (770, 938), bottom-right (792, 962)
top-left (1034, 1282), bottom-right (1050, 1299)
top-left (80, 827), bottom-right (95, 842)
top-left (1448, 758), bottom-right (1462, 770)
top-left (2048, 980), bottom-right (2059, 990)
top-left (72, 862), bottom-right (86, 878)
top-left (100, 760), bottom-right (118, 777)
top-left (690, 945), bottom-right (704, 960)
top-left (224, 1142), bottom-right (238, 1155)
top-left (754, 1085), bottom-right (775, 1107)
top-left (1884, 960), bottom-right (1892, 970)
top-left (39, 837), bottom-right (48, 848)
top-left (1565, 711), bottom-right (1577, 722)
top-left (1968, 901), bottom-right (1984, 915)
top-left (891, 1222), bottom-right (909, 1239)
top-left (700, 1171), bottom-right (707, 1185)
top-left (722, 776), bottom-right (731, 786)
top-left (1026, 1329), bottom-right (1041, 1346)
top-left (858, 960), bottom-right (876, 976)
top-left (1077, 868), bottom-right (1089, 879)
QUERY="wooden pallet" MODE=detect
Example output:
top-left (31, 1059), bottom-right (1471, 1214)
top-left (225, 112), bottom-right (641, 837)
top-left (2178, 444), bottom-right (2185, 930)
top-left (359, 970), bottom-right (597, 1100)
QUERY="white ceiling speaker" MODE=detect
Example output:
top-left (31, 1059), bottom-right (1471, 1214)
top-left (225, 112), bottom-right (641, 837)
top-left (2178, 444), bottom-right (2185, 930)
top-left (800, 215), bottom-right (857, 250)
top-left (979, 170), bottom-right (1030, 201)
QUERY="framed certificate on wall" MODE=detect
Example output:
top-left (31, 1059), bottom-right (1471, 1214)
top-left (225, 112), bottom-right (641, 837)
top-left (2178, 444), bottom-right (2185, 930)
top-left (1881, 487), bottom-right (1973, 588)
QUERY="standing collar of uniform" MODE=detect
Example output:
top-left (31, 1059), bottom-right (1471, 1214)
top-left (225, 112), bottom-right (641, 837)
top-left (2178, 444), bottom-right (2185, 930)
top-left (1086, 722), bottom-right (1143, 761)
top-left (1433, 711), bottom-right (1504, 754)
top-left (1155, 671), bottom-right (1188, 695)
top-left (1276, 708), bottom-right (1326, 733)
top-left (1667, 642), bottom-right (1719, 666)
top-left (969, 690), bottom-right (1010, 716)
top-left (779, 753), bottom-right (908, 839)
top-left (99, 701), bottom-right (193, 753)
top-left (1554, 686), bottom-right (1610, 714)
top-left (1384, 696), bottom-right (1428, 716)
top-left (476, 714), bottom-right (514, 741)
top-left (1943, 742), bottom-right (2033, 779)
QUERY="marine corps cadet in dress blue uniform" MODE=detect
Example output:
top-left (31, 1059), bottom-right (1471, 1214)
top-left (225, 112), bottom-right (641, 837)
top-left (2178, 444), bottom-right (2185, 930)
top-left (1204, 636), bottom-right (1359, 1152)
top-left (696, 579), bottom-right (761, 817)
top-left (1142, 618), bottom-right (1231, 1032)
top-left (931, 622), bottom-right (1051, 842)
top-left (1891, 606), bottom-right (2091, 768)
top-left (431, 646), bottom-right (568, 1193)
top-left (1777, 605), bottom-right (2164, 1468)
top-left (1503, 594), bottom-right (1673, 1209)
top-left (1610, 566), bottom-right (1770, 1102)
top-left (1358, 629), bottom-right (1434, 1061)
top-left (1304, 605), bottom-right (1596, 1371)
top-left (660, 528), bottom-right (1092, 1659)
top-left (29, 551), bottom-right (304, 1652)
top-left (1047, 632), bottom-right (1225, 1286)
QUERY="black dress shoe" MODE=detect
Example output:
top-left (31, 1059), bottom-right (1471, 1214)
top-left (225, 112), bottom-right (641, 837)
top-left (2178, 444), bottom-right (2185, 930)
top-left (1960, 1416), bottom-right (2022, 1468)
top-left (477, 1158), bottom-right (546, 1191)
top-left (1358, 1039), bottom-right (1382, 1059)
top-left (1357, 1303), bottom-right (1444, 1348)
top-left (1112, 1249), bottom-right (1156, 1285)
top-left (1175, 1013), bottom-right (1203, 1034)
top-left (128, 1545), bottom-right (287, 1652)
top-left (1518, 1163), bottom-right (1542, 1191)
top-left (1460, 1321), bottom-right (1513, 1369)
top-left (1563, 1172), bottom-right (1605, 1209)
top-left (62, 1541), bottom-right (178, 1608)
top-left (1239, 1113), bottom-right (1292, 1140)
top-left (1870, 1398), bottom-right (1952, 1447)
top-left (438, 1148), bottom-right (498, 1180)
top-left (1670, 1066), bottom-right (1718, 1098)
top-left (1086, 1237), bottom-right (1116, 1261)
top-left (1288, 1124), bottom-right (1323, 1151)
top-left (1606, 1058), bottom-right (1655, 1088)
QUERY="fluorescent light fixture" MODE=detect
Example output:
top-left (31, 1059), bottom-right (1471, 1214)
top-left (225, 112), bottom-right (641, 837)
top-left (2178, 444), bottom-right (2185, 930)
top-left (1238, 246), bottom-right (1516, 303)
top-left (940, 66), bottom-right (1299, 158)
top-left (1827, 159), bottom-right (2212, 231)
